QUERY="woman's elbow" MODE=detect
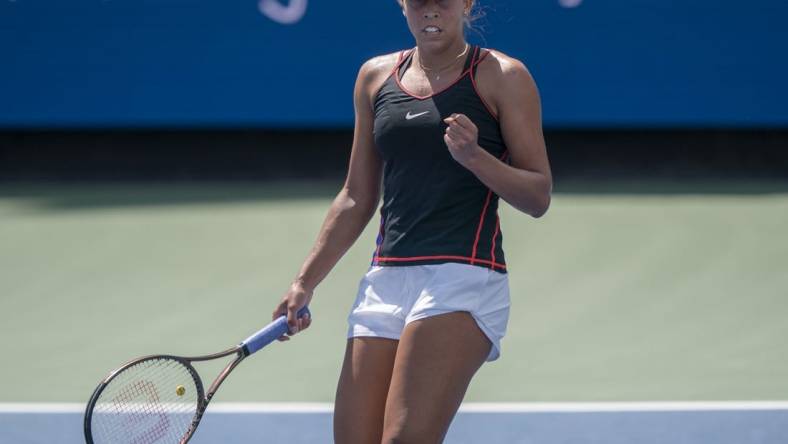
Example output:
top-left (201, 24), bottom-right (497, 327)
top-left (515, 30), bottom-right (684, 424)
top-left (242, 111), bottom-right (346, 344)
top-left (337, 186), bottom-right (380, 219)
top-left (530, 194), bottom-right (551, 218)
top-left (528, 182), bottom-right (552, 218)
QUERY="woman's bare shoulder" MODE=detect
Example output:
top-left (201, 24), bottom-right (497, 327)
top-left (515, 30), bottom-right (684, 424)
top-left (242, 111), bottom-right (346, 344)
top-left (476, 48), bottom-right (536, 90)
top-left (474, 48), bottom-right (539, 117)
top-left (362, 51), bottom-right (403, 75)
top-left (356, 51), bottom-right (407, 103)
top-left (358, 51), bottom-right (403, 85)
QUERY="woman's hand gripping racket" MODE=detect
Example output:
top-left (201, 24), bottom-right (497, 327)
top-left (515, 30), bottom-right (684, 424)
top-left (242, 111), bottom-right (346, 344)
top-left (84, 306), bottom-right (311, 444)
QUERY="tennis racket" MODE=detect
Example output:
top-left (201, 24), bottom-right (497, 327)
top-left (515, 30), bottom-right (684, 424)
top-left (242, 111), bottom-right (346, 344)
top-left (84, 306), bottom-right (311, 444)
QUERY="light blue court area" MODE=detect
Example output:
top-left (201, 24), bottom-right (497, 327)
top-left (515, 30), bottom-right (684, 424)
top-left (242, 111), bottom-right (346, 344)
top-left (2, 402), bottom-right (787, 444)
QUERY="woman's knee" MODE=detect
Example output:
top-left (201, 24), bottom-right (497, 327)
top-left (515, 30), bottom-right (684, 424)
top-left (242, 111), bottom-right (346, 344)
top-left (381, 404), bottom-right (449, 444)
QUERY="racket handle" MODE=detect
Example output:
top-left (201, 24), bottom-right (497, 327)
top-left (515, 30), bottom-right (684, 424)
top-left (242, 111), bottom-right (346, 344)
top-left (241, 306), bottom-right (311, 356)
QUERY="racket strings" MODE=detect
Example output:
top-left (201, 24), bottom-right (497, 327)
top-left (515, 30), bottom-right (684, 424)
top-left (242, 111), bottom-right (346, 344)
top-left (90, 358), bottom-right (200, 444)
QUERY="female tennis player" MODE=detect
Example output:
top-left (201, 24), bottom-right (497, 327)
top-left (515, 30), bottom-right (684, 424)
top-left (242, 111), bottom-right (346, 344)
top-left (271, 0), bottom-right (552, 442)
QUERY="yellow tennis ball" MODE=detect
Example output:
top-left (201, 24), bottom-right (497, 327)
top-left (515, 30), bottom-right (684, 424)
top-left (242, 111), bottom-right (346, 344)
top-left (176, 385), bottom-right (186, 396)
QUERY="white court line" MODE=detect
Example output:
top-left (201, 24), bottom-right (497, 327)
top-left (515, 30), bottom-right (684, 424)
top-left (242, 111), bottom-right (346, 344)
top-left (2, 402), bottom-right (788, 414)
top-left (457, 402), bottom-right (788, 412)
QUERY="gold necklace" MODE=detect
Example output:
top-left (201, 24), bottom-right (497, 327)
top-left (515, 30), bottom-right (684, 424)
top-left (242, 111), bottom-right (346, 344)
top-left (416, 43), bottom-right (470, 81)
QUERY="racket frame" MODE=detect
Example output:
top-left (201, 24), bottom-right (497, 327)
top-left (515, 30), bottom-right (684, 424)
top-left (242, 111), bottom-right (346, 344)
top-left (84, 347), bottom-right (250, 444)
top-left (84, 306), bottom-right (308, 444)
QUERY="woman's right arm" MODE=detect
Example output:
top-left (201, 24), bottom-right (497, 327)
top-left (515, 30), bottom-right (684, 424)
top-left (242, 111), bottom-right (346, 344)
top-left (272, 55), bottom-right (395, 339)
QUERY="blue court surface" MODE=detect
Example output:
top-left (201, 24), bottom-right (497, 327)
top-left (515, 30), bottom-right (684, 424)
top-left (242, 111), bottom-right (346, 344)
top-left (2, 402), bottom-right (787, 443)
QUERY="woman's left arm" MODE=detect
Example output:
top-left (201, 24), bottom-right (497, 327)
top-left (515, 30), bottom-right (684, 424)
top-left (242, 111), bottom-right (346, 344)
top-left (444, 55), bottom-right (552, 218)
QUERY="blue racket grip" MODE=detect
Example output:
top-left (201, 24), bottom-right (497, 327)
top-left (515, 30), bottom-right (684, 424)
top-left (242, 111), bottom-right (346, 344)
top-left (241, 306), bottom-right (310, 356)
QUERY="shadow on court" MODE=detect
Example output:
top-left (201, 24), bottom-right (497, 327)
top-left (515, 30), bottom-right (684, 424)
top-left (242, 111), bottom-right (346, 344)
top-left (0, 181), bottom-right (343, 212)
top-left (1, 178), bottom-right (788, 213)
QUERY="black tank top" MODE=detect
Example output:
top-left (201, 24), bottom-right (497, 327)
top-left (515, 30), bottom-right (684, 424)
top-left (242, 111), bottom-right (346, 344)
top-left (371, 45), bottom-right (509, 273)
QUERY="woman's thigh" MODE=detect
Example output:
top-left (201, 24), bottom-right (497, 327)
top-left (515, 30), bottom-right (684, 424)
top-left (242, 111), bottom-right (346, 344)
top-left (334, 337), bottom-right (399, 444)
top-left (382, 311), bottom-right (492, 444)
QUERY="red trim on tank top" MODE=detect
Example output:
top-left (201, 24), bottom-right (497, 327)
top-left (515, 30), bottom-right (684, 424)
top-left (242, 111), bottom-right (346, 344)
top-left (490, 215), bottom-right (501, 264)
top-left (394, 47), bottom-right (476, 101)
top-left (392, 50), bottom-right (409, 76)
top-left (373, 51), bottom-right (412, 102)
top-left (470, 50), bottom-right (499, 121)
top-left (374, 212), bottom-right (386, 260)
top-left (470, 189), bottom-right (493, 265)
top-left (470, 150), bottom-right (509, 265)
top-left (374, 255), bottom-right (507, 271)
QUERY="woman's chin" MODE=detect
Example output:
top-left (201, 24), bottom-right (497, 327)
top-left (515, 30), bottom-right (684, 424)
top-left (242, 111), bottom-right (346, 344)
top-left (416, 34), bottom-right (453, 51)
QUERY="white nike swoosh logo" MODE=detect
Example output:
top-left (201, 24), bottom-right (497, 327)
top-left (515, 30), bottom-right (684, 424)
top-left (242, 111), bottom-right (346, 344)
top-left (405, 111), bottom-right (430, 120)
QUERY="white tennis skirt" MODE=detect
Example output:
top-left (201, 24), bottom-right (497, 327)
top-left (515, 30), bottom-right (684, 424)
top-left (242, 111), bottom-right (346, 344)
top-left (346, 262), bottom-right (510, 362)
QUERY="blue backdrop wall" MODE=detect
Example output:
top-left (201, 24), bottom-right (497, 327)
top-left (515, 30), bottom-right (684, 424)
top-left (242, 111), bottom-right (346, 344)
top-left (2, 0), bottom-right (787, 128)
